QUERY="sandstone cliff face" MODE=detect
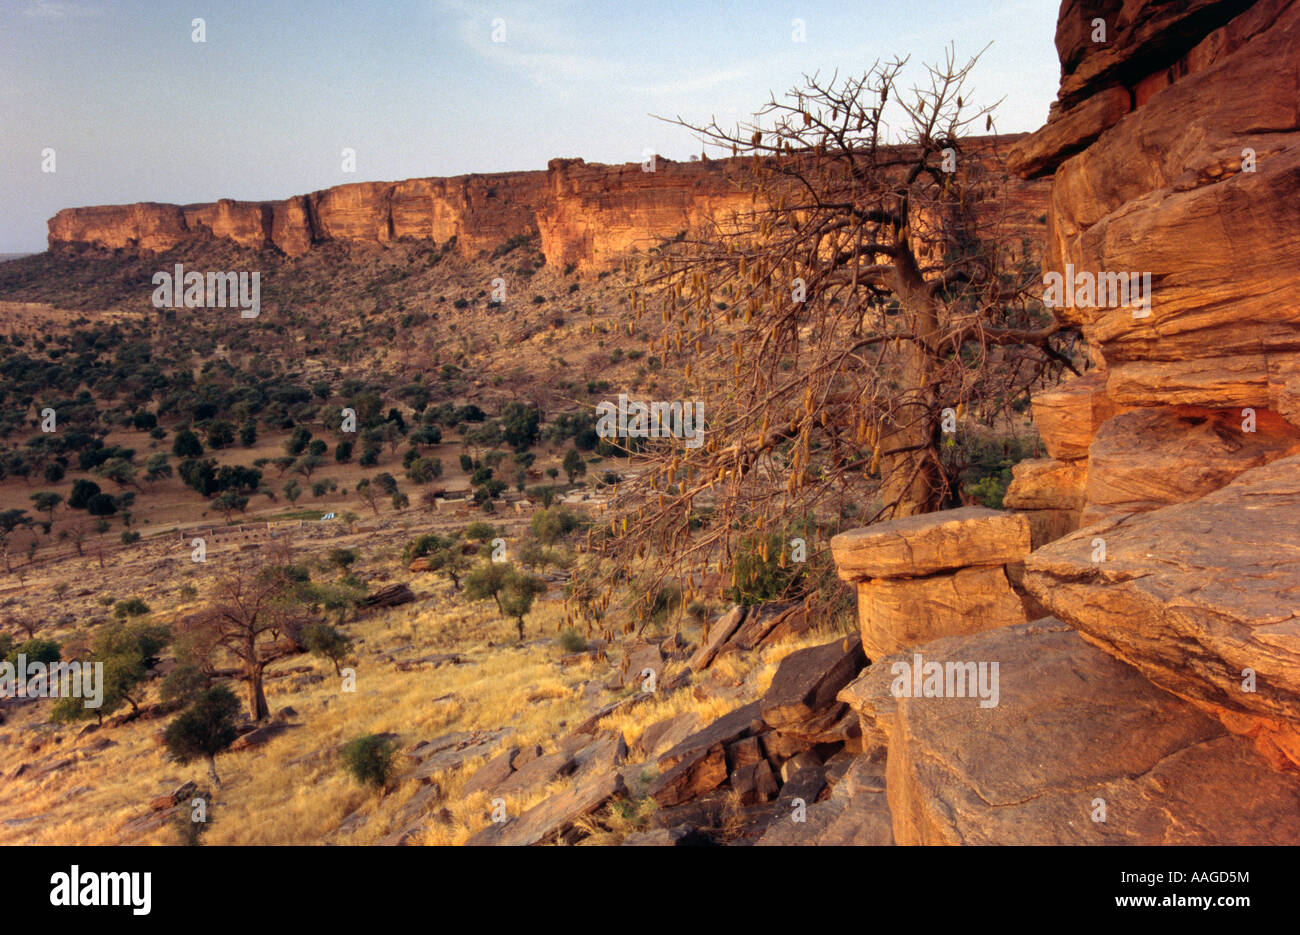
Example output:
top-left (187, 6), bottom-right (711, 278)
top-left (536, 158), bottom-right (754, 271)
top-left (48, 170), bottom-right (552, 263)
top-left (44, 159), bottom-right (753, 270)
top-left (1005, 0), bottom-right (1300, 766)
top-left (47, 138), bottom-right (1047, 273)
top-left (1012, 0), bottom-right (1300, 413)
top-left (824, 0), bottom-right (1300, 845)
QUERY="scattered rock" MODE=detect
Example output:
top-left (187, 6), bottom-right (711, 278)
top-left (466, 771), bottom-right (625, 846)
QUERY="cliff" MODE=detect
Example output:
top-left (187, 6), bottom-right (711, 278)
top-left (47, 137), bottom-right (1045, 272)
top-left (815, 0), bottom-right (1300, 848)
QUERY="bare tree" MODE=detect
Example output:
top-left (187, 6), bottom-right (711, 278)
top-left (176, 552), bottom-right (311, 720)
top-left (576, 50), bottom-right (1077, 629)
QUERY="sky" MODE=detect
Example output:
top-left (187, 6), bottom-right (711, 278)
top-left (0, 0), bottom-right (1063, 253)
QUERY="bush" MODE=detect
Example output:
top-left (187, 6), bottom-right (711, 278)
top-left (558, 628), bottom-right (588, 653)
top-left (463, 521), bottom-right (497, 543)
top-left (172, 430), bottom-right (203, 458)
top-left (113, 597), bottom-right (151, 618)
top-left (68, 479), bottom-right (101, 510)
top-left (341, 734), bottom-right (396, 790)
top-left (327, 548), bottom-right (357, 570)
top-left (531, 505), bottom-right (581, 544)
top-left (161, 663), bottom-right (209, 705)
top-left (5, 637), bottom-right (60, 666)
top-left (86, 493), bottom-right (117, 516)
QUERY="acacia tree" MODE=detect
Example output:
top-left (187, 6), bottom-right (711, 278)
top-left (176, 552), bottom-right (312, 720)
top-left (576, 50), bottom-right (1077, 629)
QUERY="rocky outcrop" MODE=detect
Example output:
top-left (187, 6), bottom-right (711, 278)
top-left (47, 137), bottom-right (1048, 273)
top-left (1025, 454), bottom-right (1300, 769)
top-left (1012, 0), bottom-right (1300, 414)
top-left (840, 620), bottom-right (1300, 844)
top-left (831, 507), bottom-right (1033, 659)
top-left (1081, 406), bottom-right (1298, 522)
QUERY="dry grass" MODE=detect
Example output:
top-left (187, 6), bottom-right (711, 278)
top-left (0, 509), bottom-right (843, 847)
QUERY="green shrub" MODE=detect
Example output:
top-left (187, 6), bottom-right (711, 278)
top-left (341, 734), bottom-right (396, 790)
top-left (113, 597), bottom-right (151, 619)
top-left (558, 628), bottom-right (588, 653)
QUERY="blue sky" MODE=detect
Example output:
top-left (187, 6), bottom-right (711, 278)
top-left (0, 0), bottom-right (1062, 252)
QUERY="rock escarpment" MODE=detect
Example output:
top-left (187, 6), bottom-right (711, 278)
top-left (46, 137), bottom-right (1046, 272)
top-left (1011, 0), bottom-right (1300, 415)
top-left (820, 0), bottom-right (1300, 847)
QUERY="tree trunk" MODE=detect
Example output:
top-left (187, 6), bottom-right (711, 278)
top-left (246, 661), bottom-right (270, 721)
top-left (881, 243), bottom-right (943, 517)
top-left (207, 755), bottom-right (222, 789)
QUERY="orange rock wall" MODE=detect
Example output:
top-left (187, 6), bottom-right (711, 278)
top-left (48, 138), bottom-right (1045, 273)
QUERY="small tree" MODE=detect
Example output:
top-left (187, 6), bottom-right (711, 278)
top-left (302, 622), bottom-right (352, 675)
top-left (562, 448), bottom-right (586, 485)
top-left (406, 533), bottom-right (471, 589)
top-left (0, 509), bottom-right (32, 571)
top-left (465, 563), bottom-right (547, 640)
top-left (500, 571), bottom-right (547, 639)
top-left (172, 430), bottom-right (203, 459)
top-left (163, 685), bottom-right (240, 788)
top-left (213, 490), bottom-right (249, 522)
top-left (176, 560), bottom-right (312, 720)
top-left (30, 491), bottom-right (61, 524)
top-left (53, 621), bottom-right (170, 724)
top-left (355, 478), bottom-right (381, 515)
top-left (113, 597), bottom-right (151, 619)
top-left (341, 734), bottom-right (396, 792)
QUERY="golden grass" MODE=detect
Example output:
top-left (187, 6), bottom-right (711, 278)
top-left (0, 525), bottom-right (844, 846)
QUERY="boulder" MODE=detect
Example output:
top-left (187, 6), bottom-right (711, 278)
top-left (688, 605), bottom-right (746, 671)
top-left (465, 771), bottom-right (625, 846)
top-left (650, 700), bottom-right (764, 807)
top-left (409, 728), bottom-right (513, 781)
top-left (730, 759), bottom-right (780, 806)
top-left (1026, 455), bottom-right (1300, 768)
top-left (569, 731), bottom-right (628, 783)
top-left (840, 620), bottom-right (1300, 844)
top-left (648, 745), bottom-right (728, 808)
top-left (462, 747), bottom-right (519, 797)
top-left (1003, 458), bottom-right (1086, 511)
top-left (1029, 371), bottom-right (1125, 461)
top-left (363, 583), bottom-right (415, 608)
top-left (855, 565), bottom-right (1027, 661)
top-left (759, 635), bottom-right (866, 736)
top-left (1082, 407), bottom-right (1298, 518)
top-left (831, 507), bottom-right (1031, 581)
top-left (494, 751), bottom-right (576, 799)
top-left (632, 711), bottom-right (700, 760)
top-left (756, 755), bottom-right (893, 846)
top-left (619, 640), bottom-right (665, 690)
top-left (657, 701), bottom-right (763, 772)
top-left (1031, 0), bottom-right (1300, 411)
top-left (716, 602), bottom-right (809, 656)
